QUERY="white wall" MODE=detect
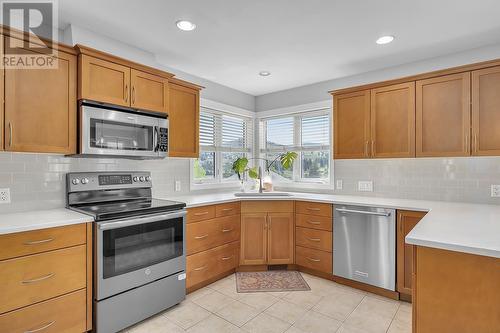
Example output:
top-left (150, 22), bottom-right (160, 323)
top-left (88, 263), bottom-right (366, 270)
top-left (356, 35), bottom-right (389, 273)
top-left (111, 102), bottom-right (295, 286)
top-left (255, 42), bottom-right (500, 111)
top-left (64, 25), bottom-right (256, 111)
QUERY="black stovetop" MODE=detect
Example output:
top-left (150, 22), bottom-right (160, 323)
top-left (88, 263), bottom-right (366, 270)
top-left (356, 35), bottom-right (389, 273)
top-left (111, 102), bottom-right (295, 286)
top-left (71, 198), bottom-right (186, 221)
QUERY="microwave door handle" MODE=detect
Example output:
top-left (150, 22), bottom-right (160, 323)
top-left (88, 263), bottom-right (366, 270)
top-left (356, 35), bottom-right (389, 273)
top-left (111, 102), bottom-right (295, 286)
top-left (98, 210), bottom-right (186, 230)
top-left (153, 126), bottom-right (159, 152)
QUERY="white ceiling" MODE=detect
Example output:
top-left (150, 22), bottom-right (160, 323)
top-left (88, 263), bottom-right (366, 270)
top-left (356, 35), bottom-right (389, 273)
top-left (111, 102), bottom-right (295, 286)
top-left (59, 0), bottom-right (500, 96)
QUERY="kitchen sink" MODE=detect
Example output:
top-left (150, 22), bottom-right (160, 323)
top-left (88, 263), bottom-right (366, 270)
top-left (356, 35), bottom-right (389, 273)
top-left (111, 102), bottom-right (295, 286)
top-left (234, 192), bottom-right (292, 197)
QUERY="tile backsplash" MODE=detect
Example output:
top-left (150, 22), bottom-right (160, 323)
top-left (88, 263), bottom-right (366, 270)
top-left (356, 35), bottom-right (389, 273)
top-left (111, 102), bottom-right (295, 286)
top-left (0, 152), bottom-right (193, 213)
top-left (333, 157), bottom-right (500, 204)
top-left (1, 153), bottom-right (499, 213)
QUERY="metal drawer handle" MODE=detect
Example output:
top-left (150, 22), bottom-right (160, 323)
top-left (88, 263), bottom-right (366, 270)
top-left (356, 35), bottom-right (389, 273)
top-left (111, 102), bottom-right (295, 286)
top-left (307, 220), bottom-right (321, 225)
top-left (307, 207), bottom-right (321, 211)
top-left (24, 321), bottom-right (55, 333)
top-left (307, 238), bottom-right (321, 242)
top-left (21, 273), bottom-right (55, 284)
top-left (335, 208), bottom-right (391, 217)
top-left (124, 84), bottom-right (128, 103)
top-left (221, 228), bottom-right (234, 233)
top-left (132, 86), bottom-right (135, 104)
top-left (221, 208), bottom-right (233, 212)
top-left (193, 265), bottom-right (207, 271)
top-left (221, 255), bottom-right (234, 261)
top-left (24, 238), bottom-right (54, 245)
top-left (306, 257), bottom-right (320, 262)
top-left (194, 234), bottom-right (208, 240)
top-left (194, 212), bottom-right (209, 216)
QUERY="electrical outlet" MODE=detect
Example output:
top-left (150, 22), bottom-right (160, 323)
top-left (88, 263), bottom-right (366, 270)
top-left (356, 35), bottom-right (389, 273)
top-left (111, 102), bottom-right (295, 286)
top-left (358, 181), bottom-right (373, 192)
top-left (336, 179), bottom-right (343, 190)
top-left (174, 181), bottom-right (181, 192)
top-left (491, 185), bottom-right (500, 197)
top-left (0, 188), bottom-right (11, 204)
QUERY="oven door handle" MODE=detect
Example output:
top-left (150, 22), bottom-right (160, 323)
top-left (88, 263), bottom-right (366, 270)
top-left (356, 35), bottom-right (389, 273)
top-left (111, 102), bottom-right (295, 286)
top-left (98, 210), bottom-right (186, 230)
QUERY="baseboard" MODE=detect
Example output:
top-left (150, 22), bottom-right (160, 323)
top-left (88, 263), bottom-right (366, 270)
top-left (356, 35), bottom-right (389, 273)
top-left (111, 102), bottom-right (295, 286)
top-left (332, 275), bottom-right (400, 300)
top-left (186, 269), bottom-right (235, 294)
top-left (399, 292), bottom-right (412, 303)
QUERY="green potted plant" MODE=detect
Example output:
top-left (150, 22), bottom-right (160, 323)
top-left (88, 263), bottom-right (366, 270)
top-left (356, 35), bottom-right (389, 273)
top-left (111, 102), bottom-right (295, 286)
top-left (231, 152), bottom-right (297, 192)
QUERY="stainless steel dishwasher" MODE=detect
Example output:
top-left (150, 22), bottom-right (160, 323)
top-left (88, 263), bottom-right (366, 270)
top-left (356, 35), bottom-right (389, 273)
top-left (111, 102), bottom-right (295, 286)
top-left (333, 205), bottom-right (396, 291)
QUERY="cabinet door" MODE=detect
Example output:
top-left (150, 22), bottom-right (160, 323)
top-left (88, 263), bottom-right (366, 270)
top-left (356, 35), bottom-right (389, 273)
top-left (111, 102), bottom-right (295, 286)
top-left (79, 55), bottom-right (130, 107)
top-left (397, 210), bottom-right (426, 298)
top-left (472, 66), bottom-right (500, 156)
top-left (4, 37), bottom-right (76, 154)
top-left (168, 83), bottom-right (200, 157)
top-left (416, 73), bottom-right (471, 157)
top-left (130, 69), bottom-right (169, 113)
top-left (334, 90), bottom-right (371, 159)
top-left (240, 213), bottom-right (267, 265)
top-left (371, 82), bottom-right (415, 158)
top-left (267, 213), bottom-right (294, 265)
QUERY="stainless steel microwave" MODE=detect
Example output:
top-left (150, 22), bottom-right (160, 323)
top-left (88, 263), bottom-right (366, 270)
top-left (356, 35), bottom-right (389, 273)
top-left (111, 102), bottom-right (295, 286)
top-left (76, 102), bottom-right (168, 159)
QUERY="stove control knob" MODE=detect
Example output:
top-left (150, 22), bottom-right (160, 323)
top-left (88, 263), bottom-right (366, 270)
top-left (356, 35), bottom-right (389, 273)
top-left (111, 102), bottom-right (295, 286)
top-left (139, 176), bottom-right (145, 182)
top-left (133, 176), bottom-right (139, 182)
top-left (145, 176), bottom-right (151, 182)
top-left (72, 178), bottom-right (80, 185)
top-left (81, 178), bottom-right (89, 184)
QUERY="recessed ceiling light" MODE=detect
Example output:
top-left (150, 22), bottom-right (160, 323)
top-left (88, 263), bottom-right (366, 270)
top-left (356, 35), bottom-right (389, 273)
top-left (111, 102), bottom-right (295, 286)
top-left (176, 20), bottom-right (196, 31)
top-left (376, 35), bottom-right (395, 45)
top-left (259, 71), bottom-right (271, 77)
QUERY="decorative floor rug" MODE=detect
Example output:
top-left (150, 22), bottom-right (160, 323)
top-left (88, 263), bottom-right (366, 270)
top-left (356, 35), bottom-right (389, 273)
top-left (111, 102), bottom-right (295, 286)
top-left (236, 271), bottom-right (311, 293)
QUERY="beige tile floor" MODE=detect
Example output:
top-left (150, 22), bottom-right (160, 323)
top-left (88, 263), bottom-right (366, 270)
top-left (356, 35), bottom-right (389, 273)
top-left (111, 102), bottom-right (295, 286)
top-left (123, 272), bottom-right (412, 333)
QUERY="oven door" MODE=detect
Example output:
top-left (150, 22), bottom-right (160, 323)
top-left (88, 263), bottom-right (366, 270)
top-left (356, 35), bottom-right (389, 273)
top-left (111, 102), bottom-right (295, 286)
top-left (81, 104), bottom-right (166, 158)
top-left (95, 210), bottom-right (186, 300)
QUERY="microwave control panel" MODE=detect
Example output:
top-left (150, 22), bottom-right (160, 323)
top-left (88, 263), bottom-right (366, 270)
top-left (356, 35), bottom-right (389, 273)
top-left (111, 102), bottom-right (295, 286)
top-left (158, 127), bottom-right (168, 152)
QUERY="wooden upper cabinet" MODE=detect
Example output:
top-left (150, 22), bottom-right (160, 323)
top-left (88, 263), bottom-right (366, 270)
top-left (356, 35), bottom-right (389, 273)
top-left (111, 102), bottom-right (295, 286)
top-left (240, 213), bottom-right (267, 265)
top-left (416, 73), bottom-right (471, 157)
top-left (397, 210), bottom-right (426, 298)
top-left (267, 213), bottom-right (294, 265)
top-left (4, 36), bottom-right (76, 154)
top-left (168, 79), bottom-right (201, 158)
top-left (371, 82), bottom-right (416, 158)
top-left (472, 66), bottom-right (500, 156)
top-left (79, 55), bottom-right (130, 107)
top-left (334, 90), bottom-right (371, 159)
top-left (130, 69), bottom-right (169, 113)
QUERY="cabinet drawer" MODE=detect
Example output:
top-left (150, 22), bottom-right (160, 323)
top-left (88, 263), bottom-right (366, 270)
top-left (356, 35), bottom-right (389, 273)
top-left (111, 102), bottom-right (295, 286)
top-left (296, 201), bottom-right (332, 217)
top-left (187, 205), bottom-right (216, 223)
top-left (186, 216), bottom-right (240, 255)
top-left (216, 202), bottom-right (240, 217)
top-left (296, 227), bottom-right (332, 252)
top-left (241, 200), bottom-right (294, 213)
top-left (296, 246), bottom-right (332, 274)
top-left (296, 214), bottom-right (332, 231)
top-left (186, 242), bottom-right (239, 289)
top-left (0, 289), bottom-right (86, 333)
top-left (0, 245), bottom-right (87, 313)
top-left (0, 224), bottom-right (87, 261)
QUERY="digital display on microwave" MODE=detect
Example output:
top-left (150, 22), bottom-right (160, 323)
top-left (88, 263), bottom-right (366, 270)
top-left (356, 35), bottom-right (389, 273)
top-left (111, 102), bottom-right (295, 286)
top-left (98, 174), bottom-right (133, 185)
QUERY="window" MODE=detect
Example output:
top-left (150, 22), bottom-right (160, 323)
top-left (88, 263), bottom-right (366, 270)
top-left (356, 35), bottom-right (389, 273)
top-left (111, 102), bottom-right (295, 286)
top-left (261, 110), bottom-right (331, 184)
top-left (193, 107), bottom-right (253, 186)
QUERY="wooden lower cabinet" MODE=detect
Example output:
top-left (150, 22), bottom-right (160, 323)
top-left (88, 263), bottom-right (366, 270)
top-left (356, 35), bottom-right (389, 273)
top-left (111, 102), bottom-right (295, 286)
top-left (0, 289), bottom-right (87, 333)
top-left (267, 213), bottom-right (294, 264)
top-left (413, 246), bottom-right (500, 333)
top-left (296, 246), bottom-right (332, 274)
top-left (186, 215), bottom-right (240, 255)
top-left (396, 210), bottom-right (426, 298)
top-left (186, 241), bottom-right (239, 290)
top-left (296, 227), bottom-right (332, 252)
top-left (240, 213), bottom-right (268, 265)
top-left (0, 223), bottom-right (92, 332)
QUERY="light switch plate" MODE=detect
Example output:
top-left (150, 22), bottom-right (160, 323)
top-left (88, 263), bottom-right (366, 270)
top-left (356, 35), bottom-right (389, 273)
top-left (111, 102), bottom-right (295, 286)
top-left (174, 181), bottom-right (181, 192)
top-left (358, 181), bottom-right (373, 192)
top-left (0, 188), bottom-right (11, 204)
top-left (491, 185), bottom-right (500, 197)
top-left (336, 180), bottom-right (343, 190)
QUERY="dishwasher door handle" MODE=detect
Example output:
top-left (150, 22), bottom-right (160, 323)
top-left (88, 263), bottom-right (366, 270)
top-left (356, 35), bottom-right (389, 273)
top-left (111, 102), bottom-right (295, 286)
top-left (335, 208), bottom-right (391, 217)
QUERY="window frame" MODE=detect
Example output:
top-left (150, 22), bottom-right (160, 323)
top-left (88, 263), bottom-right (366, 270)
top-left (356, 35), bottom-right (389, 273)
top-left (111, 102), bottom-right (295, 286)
top-left (190, 104), bottom-right (254, 190)
top-left (260, 108), bottom-right (333, 189)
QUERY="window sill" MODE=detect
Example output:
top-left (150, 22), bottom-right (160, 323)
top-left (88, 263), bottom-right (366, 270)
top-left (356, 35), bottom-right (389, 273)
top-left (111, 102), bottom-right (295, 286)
top-left (190, 181), bottom-right (241, 191)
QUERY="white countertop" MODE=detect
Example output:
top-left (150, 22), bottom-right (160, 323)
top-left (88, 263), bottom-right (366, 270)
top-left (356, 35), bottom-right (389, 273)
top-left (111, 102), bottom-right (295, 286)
top-left (0, 208), bottom-right (92, 235)
top-left (168, 191), bottom-right (500, 259)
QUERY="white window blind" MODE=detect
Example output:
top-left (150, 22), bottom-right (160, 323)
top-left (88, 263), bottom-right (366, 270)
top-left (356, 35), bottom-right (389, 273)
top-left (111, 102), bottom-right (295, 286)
top-left (301, 114), bottom-right (330, 150)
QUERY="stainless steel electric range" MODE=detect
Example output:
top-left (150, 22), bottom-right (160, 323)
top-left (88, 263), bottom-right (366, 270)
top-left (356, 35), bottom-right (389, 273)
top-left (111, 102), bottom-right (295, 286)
top-left (66, 171), bottom-right (186, 333)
